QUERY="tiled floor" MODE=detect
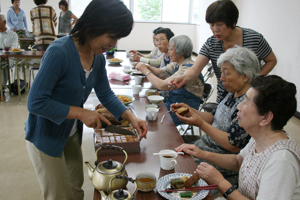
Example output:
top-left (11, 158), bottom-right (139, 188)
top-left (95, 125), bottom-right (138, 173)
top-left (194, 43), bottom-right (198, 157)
top-left (1, 68), bottom-right (299, 200)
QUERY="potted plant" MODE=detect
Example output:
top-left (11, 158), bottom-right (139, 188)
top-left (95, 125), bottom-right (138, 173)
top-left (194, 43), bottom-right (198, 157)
top-left (106, 46), bottom-right (117, 55)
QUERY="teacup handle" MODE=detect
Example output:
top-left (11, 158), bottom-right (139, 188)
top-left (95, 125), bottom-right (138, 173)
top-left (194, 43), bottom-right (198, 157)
top-left (171, 159), bottom-right (177, 167)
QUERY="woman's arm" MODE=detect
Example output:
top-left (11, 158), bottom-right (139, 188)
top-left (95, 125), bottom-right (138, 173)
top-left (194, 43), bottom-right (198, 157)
top-left (259, 51), bottom-right (277, 75)
top-left (6, 10), bottom-right (15, 31)
top-left (196, 162), bottom-right (249, 200)
top-left (174, 108), bottom-right (240, 152)
top-left (169, 55), bottom-right (209, 89)
top-left (70, 13), bottom-right (78, 28)
top-left (135, 62), bottom-right (169, 90)
top-left (120, 110), bottom-right (147, 139)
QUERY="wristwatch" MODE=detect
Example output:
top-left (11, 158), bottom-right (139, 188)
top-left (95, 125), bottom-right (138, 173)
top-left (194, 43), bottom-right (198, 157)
top-left (144, 71), bottom-right (152, 77)
top-left (223, 184), bottom-right (237, 198)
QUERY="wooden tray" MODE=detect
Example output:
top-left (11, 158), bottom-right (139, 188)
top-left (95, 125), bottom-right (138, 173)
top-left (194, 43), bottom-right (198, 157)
top-left (94, 128), bottom-right (140, 154)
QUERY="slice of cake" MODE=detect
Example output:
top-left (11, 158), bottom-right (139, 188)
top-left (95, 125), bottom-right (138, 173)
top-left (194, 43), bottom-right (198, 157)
top-left (176, 107), bottom-right (189, 116)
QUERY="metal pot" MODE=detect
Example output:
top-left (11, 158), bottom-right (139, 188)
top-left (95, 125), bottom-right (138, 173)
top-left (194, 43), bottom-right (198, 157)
top-left (85, 145), bottom-right (128, 193)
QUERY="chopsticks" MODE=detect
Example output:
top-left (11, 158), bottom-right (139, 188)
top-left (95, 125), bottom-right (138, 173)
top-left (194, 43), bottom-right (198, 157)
top-left (153, 152), bottom-right (184, 156)
top-left (160, 115), bottom-right (165, 123)
top-left (160, 184), bottom-right (218, 193)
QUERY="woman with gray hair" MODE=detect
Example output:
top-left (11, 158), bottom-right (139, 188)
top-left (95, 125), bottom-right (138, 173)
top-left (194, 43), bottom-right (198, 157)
top-left (136, 35), bottom-right (204, 126)
top-left (171, 46), bottom-right (260, 195)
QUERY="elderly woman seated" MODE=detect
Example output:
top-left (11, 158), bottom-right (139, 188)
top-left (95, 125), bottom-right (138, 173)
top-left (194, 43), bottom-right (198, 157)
top-left (172, 46), bottom-right (260, 192)
top-left (136, 35), bottom-right (204, 126)
top-left (194, 75), bottom-right (300, 200)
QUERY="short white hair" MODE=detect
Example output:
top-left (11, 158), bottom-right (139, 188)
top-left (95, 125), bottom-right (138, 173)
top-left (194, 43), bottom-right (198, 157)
top-left (0, 13), bottom-right (6, 21)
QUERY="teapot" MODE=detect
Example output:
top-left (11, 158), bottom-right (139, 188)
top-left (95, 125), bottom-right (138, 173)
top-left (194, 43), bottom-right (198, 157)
top-left (85, 145), bottom-right (128, 193)
top-left (102, 175), bottom-right (137, 200)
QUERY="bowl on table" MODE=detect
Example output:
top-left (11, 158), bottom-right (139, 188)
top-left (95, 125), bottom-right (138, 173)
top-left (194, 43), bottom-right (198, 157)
top-left (122, 68), bottom-right (133, 74)
top-left (145, 89), bottom-right (157, 97)
top-left (147, 95), bottom-right (164, 105)
top-left (136, 172), bottom-right (156, 192)
top-left (26, 32), bottom-right (35, 38)
top-left (108, 58), bottom-right (123, 65)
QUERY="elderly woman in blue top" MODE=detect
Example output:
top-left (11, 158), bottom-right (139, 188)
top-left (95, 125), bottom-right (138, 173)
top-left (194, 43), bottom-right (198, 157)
top-left (6, 0), bottom-right (28, 32)
top-left (136, 35), bottom-right (204, 126)
top-left (172, 46), bottom-right (260, 195)
top-left (25, 1), bottom-right (147, 200)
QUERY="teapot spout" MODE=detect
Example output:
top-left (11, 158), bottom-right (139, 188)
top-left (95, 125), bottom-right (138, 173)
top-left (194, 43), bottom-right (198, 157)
top-left (99, 190), bottom-right (108, 200)
top-left (85, 162), bottom-right (95, 180)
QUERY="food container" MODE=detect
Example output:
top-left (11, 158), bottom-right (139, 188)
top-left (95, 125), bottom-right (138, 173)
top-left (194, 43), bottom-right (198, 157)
top-left (94, 128), bottom-right (140, 154)
top-left (145, 89), bottom-right (157, 96)
top-left (136, 172), bottom-right (156, 192)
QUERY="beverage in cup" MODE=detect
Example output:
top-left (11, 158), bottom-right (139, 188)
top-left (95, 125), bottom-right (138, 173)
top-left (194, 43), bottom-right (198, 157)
top-left (132, 85), bottom-right (141, 95)
top-left (146, 107), bottom-right (159, 121)
top-left (159, 150), bottom-right (178, 170)
top-left (134, 76), bottom-right (143, 85)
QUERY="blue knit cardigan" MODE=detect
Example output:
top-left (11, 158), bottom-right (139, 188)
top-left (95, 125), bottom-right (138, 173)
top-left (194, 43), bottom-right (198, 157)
top-left (25, 36), bottom-right (127, 157)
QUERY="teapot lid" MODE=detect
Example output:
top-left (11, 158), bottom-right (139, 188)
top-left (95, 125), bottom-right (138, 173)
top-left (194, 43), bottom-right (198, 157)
top-left (97, 159), bottom-right (123, 174)
top-left (111, 189), bottom-right (130, 200)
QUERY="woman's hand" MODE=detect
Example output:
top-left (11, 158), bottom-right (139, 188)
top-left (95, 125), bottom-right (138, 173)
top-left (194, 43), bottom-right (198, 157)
top-left (168, 75), bottom-right (185, 90)
top-left (170, 102), bottom-right (190, 113)
top-left (176, 109), bottom-right (204, 127)
top-left (131, 54), bottom-right (141, 61)
top-left (135, 62), bottom-right (148, 73)
top-left (78, 109), bottom-right (111, 129)
top-left (196, 162), bottom-right (225, 186)
top-left (175, 143), bottom-right (204, 159)
top-left (129, 117), bottom-right (148, 139)
top-left (129, 50), bottom-right (138, 55)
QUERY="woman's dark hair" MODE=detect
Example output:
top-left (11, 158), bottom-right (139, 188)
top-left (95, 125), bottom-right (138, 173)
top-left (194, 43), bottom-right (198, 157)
top-left (70, 0), bottom-right (133, 46)
top-left (153, 27), bottom-right (163, 34)
top-left (250, 75), bottom-right (297, 131)
top-left (59, 0), bottom-right (68, 9)
top-left (155, 28), bottom-right (174, 41)
top-left (11, 0), bottom-right (20, 4)
top-left (34, 0), bottom-right (47, 5)
top-left (206, 0), bottom-right (239, 29)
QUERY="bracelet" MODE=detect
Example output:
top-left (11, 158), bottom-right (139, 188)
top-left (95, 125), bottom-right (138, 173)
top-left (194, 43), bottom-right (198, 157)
top-left (223, 184), bottom-right (237, 198)
top-left (144, 71), bottom-right (152, 77)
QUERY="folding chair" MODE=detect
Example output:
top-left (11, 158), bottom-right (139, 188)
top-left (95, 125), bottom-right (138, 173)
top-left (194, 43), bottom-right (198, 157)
top-left (181, 82), bottom-right (215, 143)
top-left (29, 44), bottom-right (49, 88)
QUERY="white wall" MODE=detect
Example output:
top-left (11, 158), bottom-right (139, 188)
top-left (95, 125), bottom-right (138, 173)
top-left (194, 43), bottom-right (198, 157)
top-left (0, 0), bottom-right (61, 33)
top-left (2, 0), bottom-right (299, 112)
top-left (233, 0), bottom-right (300, 112)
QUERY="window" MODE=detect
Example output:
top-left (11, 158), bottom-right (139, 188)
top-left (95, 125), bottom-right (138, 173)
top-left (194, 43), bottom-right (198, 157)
top-left (70, 0), bottom-right (201, 24)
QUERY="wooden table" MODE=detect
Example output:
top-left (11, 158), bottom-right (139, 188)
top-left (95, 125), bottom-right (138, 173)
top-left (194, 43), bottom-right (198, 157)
top-left (7, 51), bottom-right (45, 102)
top-left (0, 52), bottom-right (10, 102)
top-left (105, 51), bottom-right (154, 89)
top-left (19, 37), bottom-right (35, 50)
top-left (91, 89), bottom-right (212, 200)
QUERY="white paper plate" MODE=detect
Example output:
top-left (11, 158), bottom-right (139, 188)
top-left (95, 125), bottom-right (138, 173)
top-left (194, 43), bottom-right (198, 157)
top-left (157, 173), bottom-right (209, 200)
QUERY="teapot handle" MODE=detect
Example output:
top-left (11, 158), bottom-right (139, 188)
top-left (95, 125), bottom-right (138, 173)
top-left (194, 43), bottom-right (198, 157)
top-left (107, 175), bottom-right (137, 196)
top-left (95, 145), bottom-right (128, 166)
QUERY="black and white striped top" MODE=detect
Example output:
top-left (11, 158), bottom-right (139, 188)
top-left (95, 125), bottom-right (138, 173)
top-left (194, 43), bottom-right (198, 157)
top-left (199, 27), bottom-right (272, 103)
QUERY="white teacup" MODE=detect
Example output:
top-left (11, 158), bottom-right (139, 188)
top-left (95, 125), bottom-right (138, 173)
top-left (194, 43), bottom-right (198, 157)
top-left (159, 150), bottom-right (178, 170)
top-left (123, 65), bottom-right (131, 69)
top-left (132, 85), bottom-right (141, 95)
top-left (146, 107), bottom-right (159, 121)
top-left (134, 76), bottom-right (143, 85)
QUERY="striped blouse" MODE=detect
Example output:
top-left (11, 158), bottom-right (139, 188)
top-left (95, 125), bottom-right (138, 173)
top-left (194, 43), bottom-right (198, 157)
top-left (199, 27), bottom-right (272, 103)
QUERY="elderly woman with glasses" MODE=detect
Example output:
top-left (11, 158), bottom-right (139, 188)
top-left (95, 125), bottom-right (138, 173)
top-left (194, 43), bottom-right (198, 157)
top-left (194, 75), bottom-right (299, 200)
top-left (172, 46), bottom-right (260, 194)
top-left (136, 35), bottom-right (204, 126)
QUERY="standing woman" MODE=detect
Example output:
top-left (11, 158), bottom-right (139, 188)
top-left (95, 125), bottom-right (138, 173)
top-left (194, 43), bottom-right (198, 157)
top-left (30, 0), bottom-right (57, 44)
top-left (169, 0), bottom-right (277, 103)
top-left (26, 0), bottom-right (147, 200)
top-left (58, 0), bottom-right (78, 34)
top-left (6, 0), bottom-right (28, 32)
